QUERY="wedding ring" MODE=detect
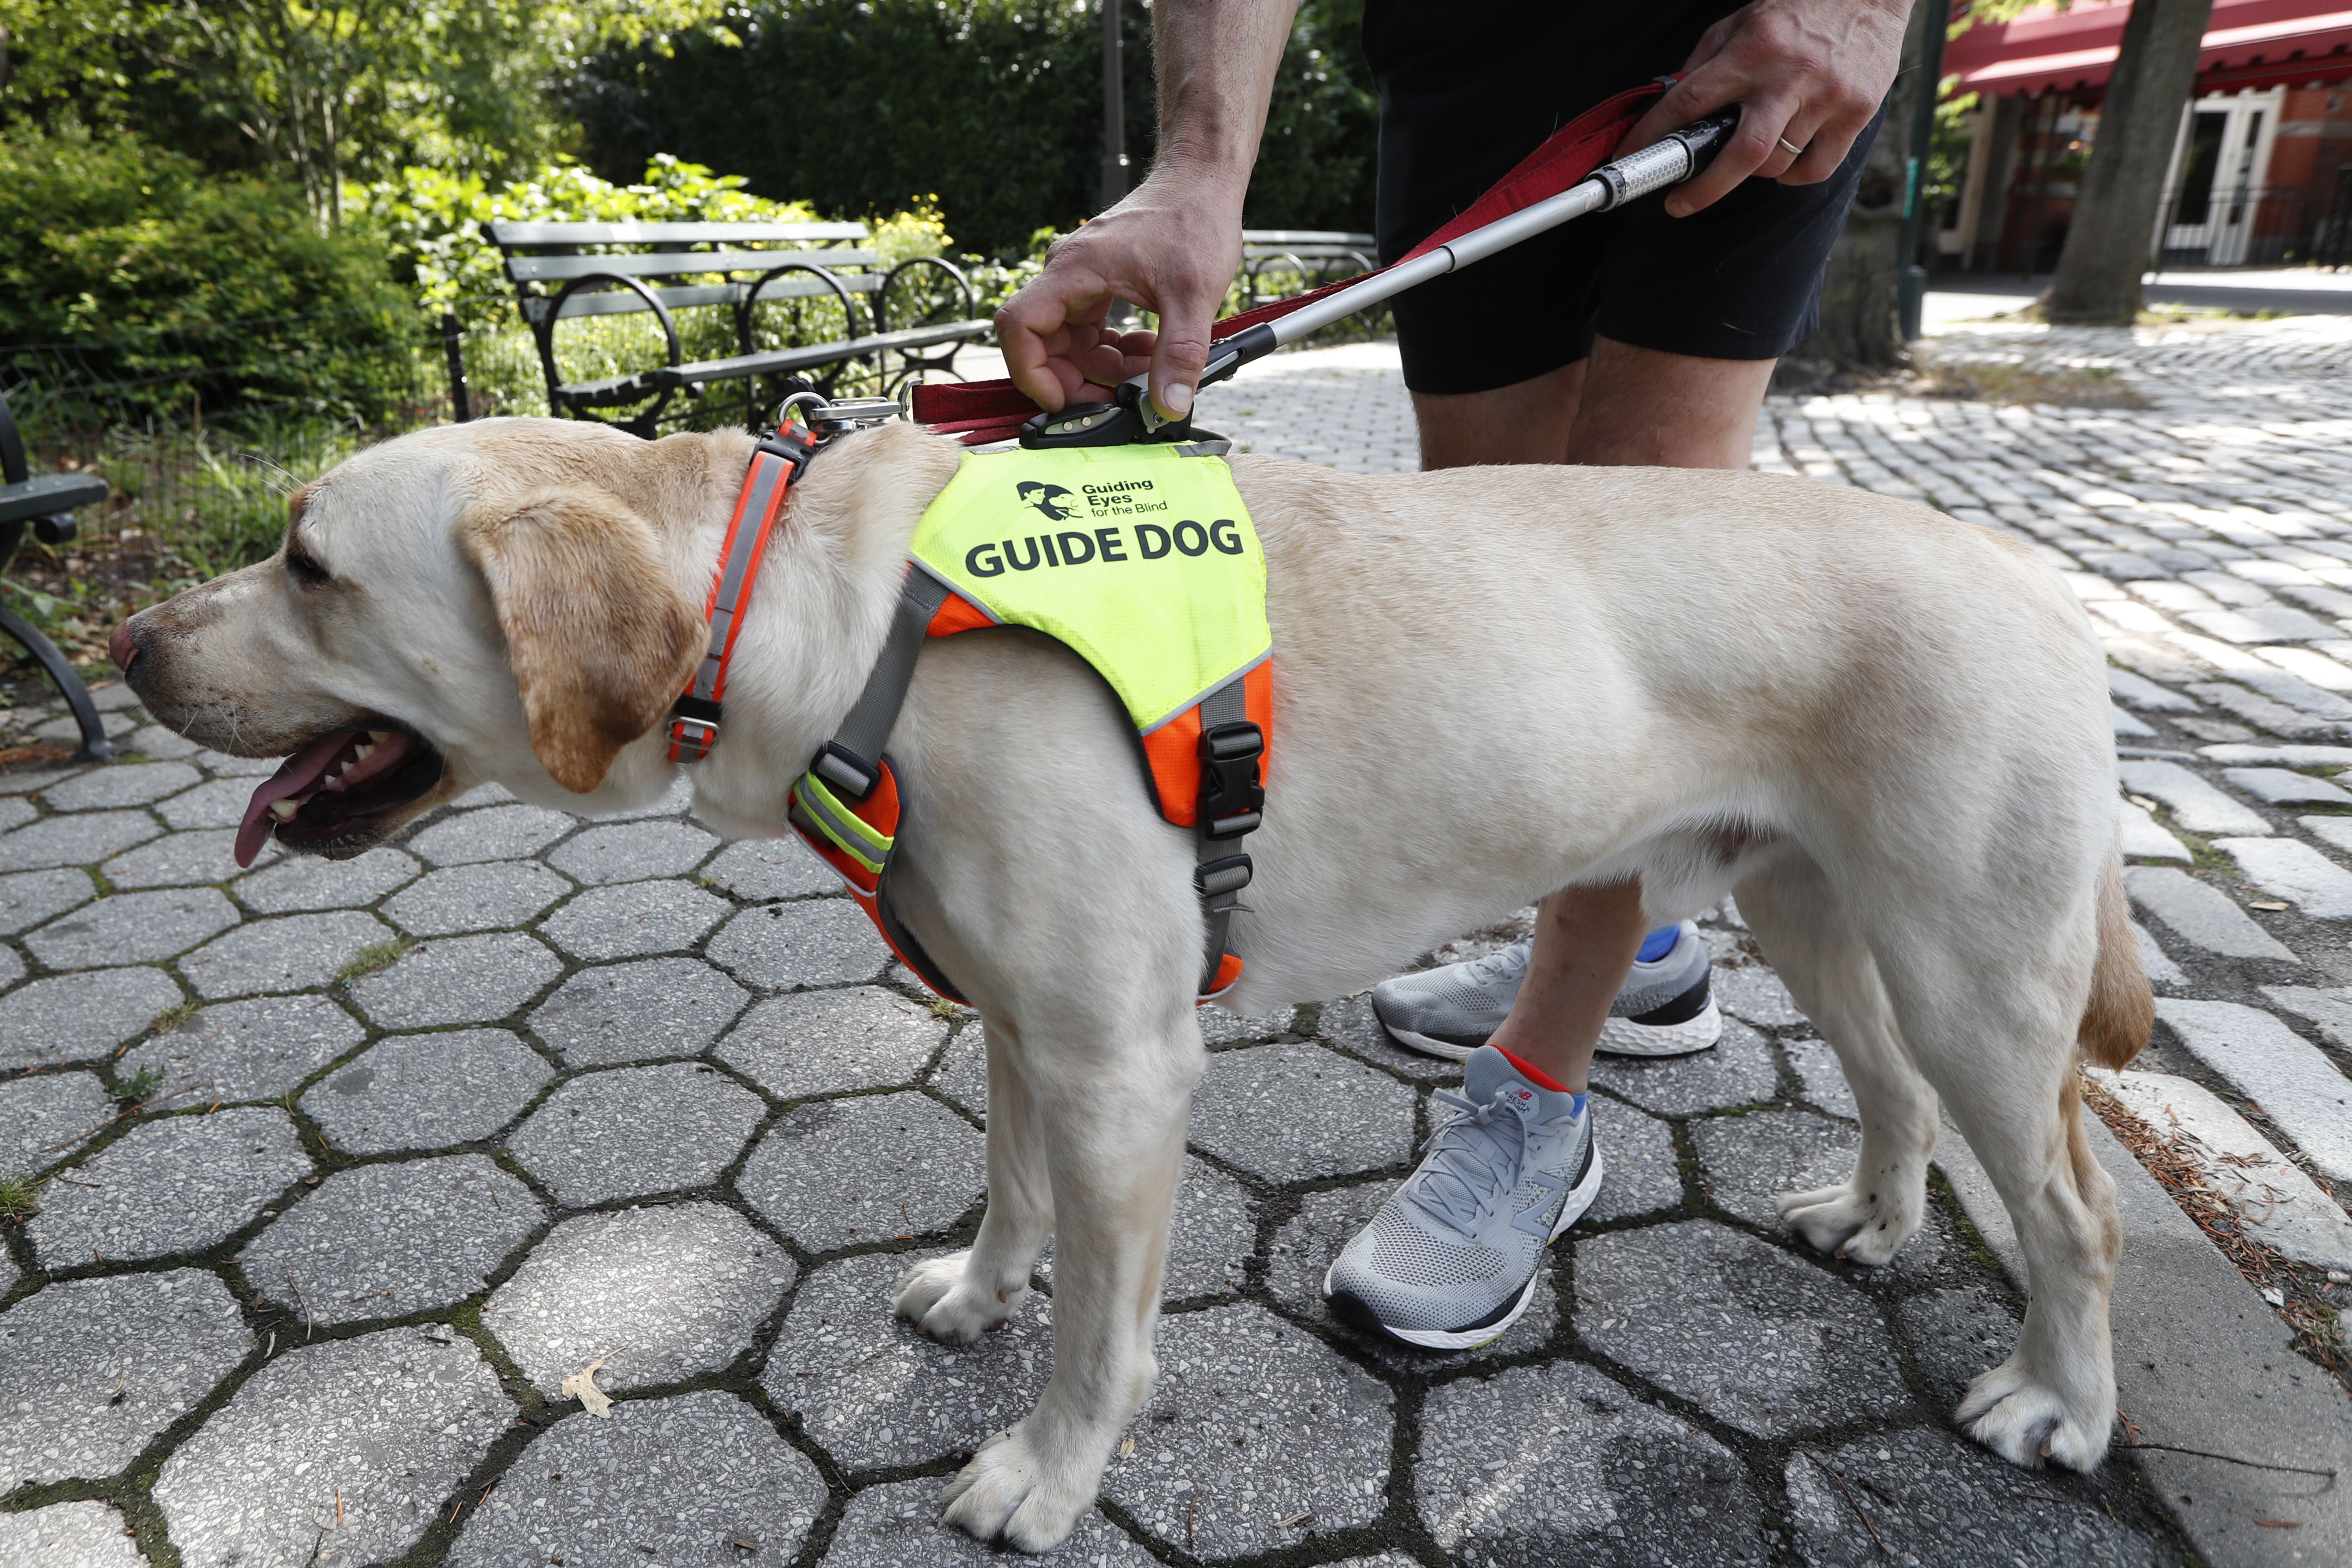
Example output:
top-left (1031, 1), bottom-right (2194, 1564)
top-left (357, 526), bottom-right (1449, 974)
top-left (1776, 135), bottom-right (1806, 157)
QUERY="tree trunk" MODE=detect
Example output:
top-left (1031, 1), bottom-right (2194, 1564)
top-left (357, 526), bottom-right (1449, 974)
top-left (1774, 0), bottom-right (1927, 387)
top-left (2043, 0), bottom-right (2216, 324)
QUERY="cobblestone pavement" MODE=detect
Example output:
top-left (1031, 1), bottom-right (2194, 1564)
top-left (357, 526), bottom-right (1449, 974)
top-left (6, 317), bottom-right (2352, 1567)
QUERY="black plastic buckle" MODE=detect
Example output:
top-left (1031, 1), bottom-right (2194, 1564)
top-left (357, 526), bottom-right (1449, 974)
top-left (810, 740), bottom-right (878, 801)
top-left (755, 422), bottom-right (819, 470)
top-left (1194, 853), bottom-right (1254, 903)
top-left (1199, 721), bottom-right (1264, 840)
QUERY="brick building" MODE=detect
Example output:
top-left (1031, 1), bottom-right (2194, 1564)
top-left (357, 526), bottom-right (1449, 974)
top-left (1941, 0), bottom-right (2352, 271)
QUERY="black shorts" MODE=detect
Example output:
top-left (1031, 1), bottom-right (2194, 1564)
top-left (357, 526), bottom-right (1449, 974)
top-left (1362, 0), bottom-right (1886, 394)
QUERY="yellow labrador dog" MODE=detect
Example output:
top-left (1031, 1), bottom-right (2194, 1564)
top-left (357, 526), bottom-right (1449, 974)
top-left (113, 415), bottom-right (2150, 1551)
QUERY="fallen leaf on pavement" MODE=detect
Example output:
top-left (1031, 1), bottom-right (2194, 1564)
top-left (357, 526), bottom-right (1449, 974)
top-left (561, 1356), bottom-right (612, 1417)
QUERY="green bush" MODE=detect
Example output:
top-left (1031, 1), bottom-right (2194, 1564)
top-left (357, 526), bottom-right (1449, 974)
top-left (570, 0), bottom-right (1378, 259)
top-left (0, 128), bottom-right (424, 425)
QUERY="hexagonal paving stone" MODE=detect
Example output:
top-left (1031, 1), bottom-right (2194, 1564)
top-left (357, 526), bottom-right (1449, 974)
top-left (706, 900), bottom-right (889, 990)
top-left (233, 846), bottom-right (418, 912)
top-left (41, 760), bottom-right (201, 811)
top-left (1785, 1037), bottom-right (1858, 1120)
top-left (0, 867), bottom-right (94, 934)
top-left (1588, 1017), bottom-right (1779, 1116)
top-left (382, 860), bottom-right (571, 935)
top-left (239, 1154), bottom-right (544, 1326)
top-left (154, 777), bottom-right (262, 830)
top-left (119, 994), bottom-right (366, 1103)
top-left (0, 1269), bottom-right (250, 1485)
top-left (348, 931), bottom-right (563, 1027)
top-left (153, 1326), bottom-right (510, 1568)
top-left (450, 781), bottom-right (517, 808)
top-left (0, 965), bottom-right (183, 1070)
top-left (1417, 1359), bottom-right (1768, 1567)
top-left (736, 1090), bottom-right (984, 1250)
top-left (101, 829), bottom-right (270, 890)
top-left (1102, 1303), bottom-right (1394, 1559)
top-left (703, 835), bottom-right (835, 900)
top-left (526, 956), bottom-right (750, 1067)
top-left (1585, 1099), bottom-right (1686, 1223)
top-left (25, 886), bottom-right (239, 969)
top-left (1263, 1181), bottom-right (1556, 1370)
top-left (1896, 1286), bottom-right (2020, 1411)
top-left (760, 1249), bottom-right (1050, 1468)
top-left (0, 945), bottom-right (18, 991)
top-left (1784, 1429), bottom-right (2165, 1568)
top-left (599, 774), bottom-right (695, 819)
top-left (1715, 962), bottom-right (1808, 1027)
top-left (127, 722), bottom-right (199, 759)
top-left (0, 762), bottom-right (86, 796)
top-left (1187, 1040), bottom-right (1416, 1183)
top-left (0, 810), bottom-right (162, 871)
top-left (1690, 1109), bottom-right (1860, 1229)
top-left (1574, 1221), bottom-right (1911, 1438)
top-left (484, 1202), bottom-right (793, 1396)
top-left (179, 909), bottom-right (393, 998)
top-left (826, 1478), bottom-right (1154, 1567)
top-left (508, 1062), bottom-right (766, 1206)
top-left (539, 878), bottom-right (728, 960)
top-left (0, 795), bottom-right (28, 832)
top-left (0, 1071), bottom-right (111, 1180)
top-left (29, 1107), bottom-right (310, 1267)
top-left (447, 1390), bottom-right (825, 1568)
top-left (928, 1024), bottom-right (988, 1116)
top-left (409, 802), bottom-right (575, 864)
top-left (194, 749), bottom-right (283, 776)
top-left (302, 1029), bottom-right (552, 1154)
top-left (545, 819), bottom-right (718, 884)
top-left (1199, 1000), bottom-right (1304, 1047)
top-left (716, 986), bottom-right (948, 1098)
top-left (0, 1501), bottom-right (146, 1568)
top-left (1315, 991), bottom-right (1461, 1082)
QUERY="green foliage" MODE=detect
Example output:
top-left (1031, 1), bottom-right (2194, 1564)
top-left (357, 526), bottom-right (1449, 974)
top-left (0, 127), bottom-right (425, 423)
top-left (572, 0), bottom-right (1378, 259)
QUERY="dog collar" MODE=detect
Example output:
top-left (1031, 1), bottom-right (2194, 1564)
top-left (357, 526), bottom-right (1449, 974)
top-left (667, 422), bottom-right (819, 764)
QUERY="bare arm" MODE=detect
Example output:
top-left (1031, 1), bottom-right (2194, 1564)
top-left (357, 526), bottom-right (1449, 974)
top-left (996, 0), bottom-right (1300, 418)
top-left (1625, 0), bottom-right (1916, 217)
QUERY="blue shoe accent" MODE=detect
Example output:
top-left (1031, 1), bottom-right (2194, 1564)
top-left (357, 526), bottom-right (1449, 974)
top-left (1569, 1091), bottom-right (1588, 1118)
top-left (1634, 925), bottom-right (1680, 964)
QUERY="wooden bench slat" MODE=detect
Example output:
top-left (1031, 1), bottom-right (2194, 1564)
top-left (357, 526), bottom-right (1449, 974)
top-left (0, 473), bottom-right (110, 527)
top-left (507, 248), bottom-right (884, 284)
top-left (490, 220), bottom-right (869, 246)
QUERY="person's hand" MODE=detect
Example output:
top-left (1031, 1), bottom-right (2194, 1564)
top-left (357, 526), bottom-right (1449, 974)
top-left (995, 168), bottom-right (1247, 418)
top-left (1623, 0), bottom-right (1913, 218)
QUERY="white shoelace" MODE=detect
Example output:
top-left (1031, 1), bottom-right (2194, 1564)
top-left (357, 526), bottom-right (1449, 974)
top-left (1402, 1086), bottom-right (1538, 1241)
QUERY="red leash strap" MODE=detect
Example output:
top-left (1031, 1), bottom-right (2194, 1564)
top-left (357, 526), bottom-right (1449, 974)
top-left (911, 78), bottom-right (1675, 445)
top-left (668, 422), bottom-right (818, 763)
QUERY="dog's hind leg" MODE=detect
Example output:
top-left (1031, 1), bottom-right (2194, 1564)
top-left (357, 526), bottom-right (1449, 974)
top-left (1868, 895), bottom-right (2122, 1472)
top-left (938, 1006), bottom-right (1200, 1551)
top-left (1736, 848), bottom-right (1942, 1266)
top-left (896, 1016), bottom-right (1055, 1344)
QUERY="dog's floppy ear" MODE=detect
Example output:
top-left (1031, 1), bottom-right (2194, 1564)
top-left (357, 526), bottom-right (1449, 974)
top-left (460, 485), bottom-right (705, 793)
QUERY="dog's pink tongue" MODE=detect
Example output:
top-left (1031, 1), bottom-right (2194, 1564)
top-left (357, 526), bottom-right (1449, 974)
top-left (235, 730), bottom-right (361, 868)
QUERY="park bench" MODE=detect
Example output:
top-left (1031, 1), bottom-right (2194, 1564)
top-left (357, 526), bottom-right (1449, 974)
top-left (489, 219), bottom-right (991, 436)
top-left (1240, 229), bottom-right (1378, 306)
top-left (0, 388), bottom-right (114, 760)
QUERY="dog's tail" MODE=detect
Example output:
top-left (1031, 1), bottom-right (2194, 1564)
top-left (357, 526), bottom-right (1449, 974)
top-left (2080, 848), bottom-right (2153, 1072)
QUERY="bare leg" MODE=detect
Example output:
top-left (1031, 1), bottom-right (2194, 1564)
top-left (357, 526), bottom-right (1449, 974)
top-left (1412, 338), bottom-right (1777, 1087)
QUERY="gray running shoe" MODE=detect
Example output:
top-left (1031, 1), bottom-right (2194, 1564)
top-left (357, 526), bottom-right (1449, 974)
top-left (1322, 1045), bottom-right (1601, 1349)
top-left (1372, 920), bottom-right (1721, 1062)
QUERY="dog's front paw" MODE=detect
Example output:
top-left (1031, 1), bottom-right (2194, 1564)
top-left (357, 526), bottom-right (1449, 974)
top-left (940, 1425), bottom-right (1099, 1552)
top-left (893, 1250), bottom-right (1027, 1345)
top-left (1776, 1180), bottom-right (1921, 1266)
top-left (1955, 1355), bottom-right (2112, 1472)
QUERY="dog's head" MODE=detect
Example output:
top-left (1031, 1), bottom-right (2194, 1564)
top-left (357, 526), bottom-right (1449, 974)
top-left (113, 419), bottom-right (720, 864)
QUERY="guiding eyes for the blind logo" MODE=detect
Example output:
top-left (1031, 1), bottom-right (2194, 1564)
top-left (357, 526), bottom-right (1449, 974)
top-left (1015, 482), bottom-right (1080, 522)
top-left (964, 518), bottom-right (1245, 578)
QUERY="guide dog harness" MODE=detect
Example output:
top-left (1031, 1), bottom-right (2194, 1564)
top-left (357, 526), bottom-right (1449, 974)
top-left (670, 424), bottom-right (1271, 1003)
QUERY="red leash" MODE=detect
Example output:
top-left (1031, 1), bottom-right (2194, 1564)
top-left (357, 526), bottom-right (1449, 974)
top-left (911, 79), bottom-right (1675, 446)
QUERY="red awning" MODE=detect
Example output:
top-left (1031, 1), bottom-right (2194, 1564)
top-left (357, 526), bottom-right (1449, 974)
top-left (1947, 0), bottom-right (2352, 98)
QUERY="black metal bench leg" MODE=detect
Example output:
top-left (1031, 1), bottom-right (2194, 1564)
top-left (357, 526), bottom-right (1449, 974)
top-left (0, 601), bottom-right (114, 761)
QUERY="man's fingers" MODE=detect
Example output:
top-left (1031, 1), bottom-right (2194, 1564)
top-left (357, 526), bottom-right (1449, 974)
top-left (1777, 107), bottom-right (1859, 186)
top-left (1147, 297), bottom-right (1217, 420)
top-left (996, 272), bottom-right (1112, 411)
top-left (1665, 98), bottom-right (1794, 216)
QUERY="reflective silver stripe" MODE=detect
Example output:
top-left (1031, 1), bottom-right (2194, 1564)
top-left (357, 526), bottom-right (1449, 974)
top-left (796, 777), bottom-right (892, 873)
top-left (1194, 671), bottom-right (1256, 995)
top-left (693, 451), bottom-right (788, 703)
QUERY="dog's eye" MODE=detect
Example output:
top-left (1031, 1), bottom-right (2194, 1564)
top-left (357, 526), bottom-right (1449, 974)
top-left (284, 542), bottom-right (330, 586)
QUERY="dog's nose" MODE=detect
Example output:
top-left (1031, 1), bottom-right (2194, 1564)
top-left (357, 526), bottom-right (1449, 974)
top-left (108, 616), bottom-right (140, 672)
